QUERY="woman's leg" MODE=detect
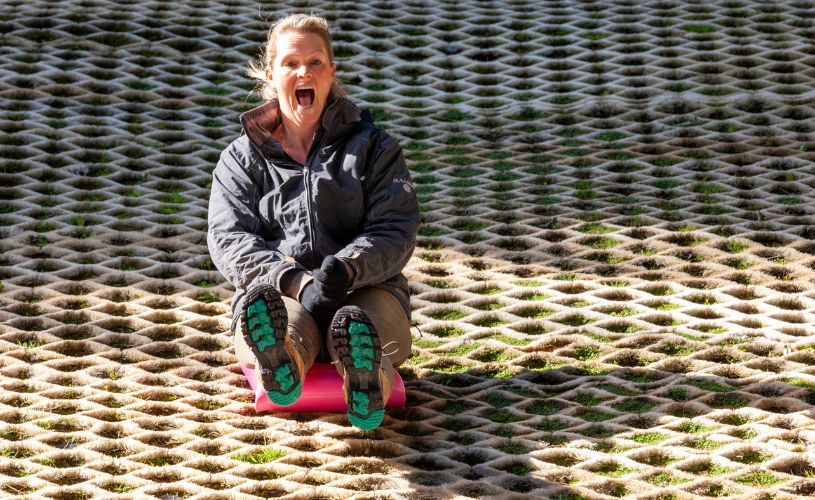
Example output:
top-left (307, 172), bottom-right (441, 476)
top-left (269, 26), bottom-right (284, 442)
top-left (234, 293), bottom-right (323, 402)
top-left (341, 287), bottom-right (412, 367)
top-left (326, 287), bottom-right (412, 429)
top-left (280, 296), bottom-right (323, 371)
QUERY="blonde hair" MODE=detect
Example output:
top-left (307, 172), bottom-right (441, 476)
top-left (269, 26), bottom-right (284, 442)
top-left (246, 13), bottom-right (347, 101)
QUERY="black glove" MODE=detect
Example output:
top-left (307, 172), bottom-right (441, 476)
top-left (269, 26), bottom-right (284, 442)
top-left (300, 256), bottom-right (353, 329)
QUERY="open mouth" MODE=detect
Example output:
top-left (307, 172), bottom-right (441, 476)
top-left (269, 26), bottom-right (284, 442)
top-left (295, 88), bottom-right (314, 107)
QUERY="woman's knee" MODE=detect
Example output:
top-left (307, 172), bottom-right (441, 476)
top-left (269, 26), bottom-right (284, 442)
top-left (343, 288), bottom-right (412, 366)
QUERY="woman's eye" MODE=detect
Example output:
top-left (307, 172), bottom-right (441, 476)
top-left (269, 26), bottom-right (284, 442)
top-left (311, 60), bottom-right (322, 66)
top-left (285, 61), bottom-right (297, 68)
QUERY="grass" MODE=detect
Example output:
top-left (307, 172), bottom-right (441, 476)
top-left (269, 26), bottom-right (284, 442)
top-left (590, 462), bottom-right (635, 477)
top-left (577, 409), bottom-right (615, 422)
top-left (648, 472), bottom-right (689, 487)
top-left (720, 240), bottom-right (749, 253)
top-left (487, 334), bottom-right (531, 346)
top-left (577, 224), bottom-right (616, 234)
top-left (428, 309), bottom-right (467, 321)
top-left (573, 345), bottom-right (600, 361)
top-left (785, 378), bottom-right (815, 389)
top-left (526, 401), bottom-right (564, 416)
top-left (443, 343), bottom-right (479, 357)
top-left (427, 326), bottom-right (464, 337)
top-left (573, 393), bottom-right (603, 406)
top-left (612, 399), bottom-right (657, 413)
top-left (735, 470), bottom-right (781, 486)
top-left (582, 236), bottom-right (622, 249)
top-left (686, 379), bottom-right (731, 393)
top-left (731, 449), bottom-right (772, 464)
top-left (497, 442), bottom-right (529, 455)
top-left (685, 438), bottom-right (725, 450)
top-left (684, 23), bottom-right (717, 33)
top-left (684, 461), bottom-right (732, 476)
top-left (597, 384), bottom-right (637, 396)
top-left (708, 393), bottom-right (749, 409)
top-left (675, 422), bottom-right (717, 434)
top-left (471, 316), bottom-right (509, 327)
top-left (230, 447), bottom-right (286, 464)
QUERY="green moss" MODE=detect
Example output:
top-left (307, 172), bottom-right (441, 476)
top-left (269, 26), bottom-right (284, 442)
top-left (786, 378), bottom-right (815, 389)
top-left (526, 400), bottom-right (564, 416)
top-left (735, 470), bottom-right (781, 486)
top-left (675, 422), bottom-right (717, 434)
top-left (686, 379), bottom-right (731, 393)
top-left (573, 393), bottom-right (603, 406)
top-left (684, 461), bottom-right (732, 475)
top-left (487, 334), bottom-right (530, 346)
top-left (438, 110), bottom-right (475, 122)
top-left (720, 240), bottom-right (749, 253)
top-left (230, 447), bottom-right (285, 464)
top-left (428, 309), bottom-right (466, 321)
top-left (579, 425), bottom-right (614, 438)
top-left (573, 345), bottom-right (600, 361)
top-left (630, 432), bottom-right (669, 445)
top-left (596, 384), bottom-right (638, 396)
top-left (577, 409), bottom-right (615, 422)
top-left (647, 472), bottom-right (689, 487)
top-left (684, 23), bottom-right (717, 33)
top-left (684, 438), bottom-right (725, 450)
top-left (194, 292), bottom-right (220, 303)
top-left (731, 449), bottom-right (772, 464)
top-left (443, 343), bottom-right (479, 357)
top-left (591, 462), bottom-right (635, 477)
top-left (481, 409), bottom-right (523, 423)
top-left (707, 393), bottom-right (749, 409)
top-left (612, 399), bottom-right (657, 413)
top-left (497, 442), bottom-right (529, 455)
top-left (427, 325), bottom-right (464, 337)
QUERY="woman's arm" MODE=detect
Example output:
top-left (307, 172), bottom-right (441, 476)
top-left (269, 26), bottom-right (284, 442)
top-left (335, 131), bottom-right (420, 288)
top-left (207, 141), bottom-right (307, 293)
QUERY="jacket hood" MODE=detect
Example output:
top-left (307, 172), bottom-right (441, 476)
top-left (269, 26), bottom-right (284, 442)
top-left (238, 97), bottom-right (367, 160)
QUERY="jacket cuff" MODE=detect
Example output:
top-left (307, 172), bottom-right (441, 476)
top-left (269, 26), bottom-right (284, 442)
top-left (279, 268), bottom-right (313, 300)
top-left (338, 257), bottom-right (357, 287)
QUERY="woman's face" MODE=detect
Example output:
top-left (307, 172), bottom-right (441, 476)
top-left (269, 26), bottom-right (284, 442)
top-left (266, 31), bottom-right (336, 130)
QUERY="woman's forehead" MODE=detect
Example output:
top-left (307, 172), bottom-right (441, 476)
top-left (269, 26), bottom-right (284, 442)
top-left (275, 31), bottom-right (330, 56)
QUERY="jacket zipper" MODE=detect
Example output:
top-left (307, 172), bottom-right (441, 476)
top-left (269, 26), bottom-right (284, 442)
top-left (303, 128), bottom-right (325, 261)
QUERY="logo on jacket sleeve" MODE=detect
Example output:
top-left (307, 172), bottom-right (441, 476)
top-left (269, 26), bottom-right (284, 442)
top-left (393, 177), bottom-right (414, 193)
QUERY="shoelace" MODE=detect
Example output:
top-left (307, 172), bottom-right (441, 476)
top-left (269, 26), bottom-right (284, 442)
top-left (330, 339), bottom-right (400, 371)
top-left (381, 340), bottom-right (400, 358)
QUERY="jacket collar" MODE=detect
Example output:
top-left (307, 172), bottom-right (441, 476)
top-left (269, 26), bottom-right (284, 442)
top-left (239, 97), bottom-right (363, 160)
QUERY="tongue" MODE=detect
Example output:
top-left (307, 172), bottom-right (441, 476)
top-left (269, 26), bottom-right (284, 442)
top-left (296, 89), bottom-right (314, 107)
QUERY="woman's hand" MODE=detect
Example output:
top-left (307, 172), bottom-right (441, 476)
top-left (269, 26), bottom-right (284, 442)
top-left (300, 256), bottom-right (353, 328)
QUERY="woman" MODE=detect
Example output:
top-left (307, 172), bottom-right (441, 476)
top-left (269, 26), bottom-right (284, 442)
top-left (207, 13), bottom-right (419, 431)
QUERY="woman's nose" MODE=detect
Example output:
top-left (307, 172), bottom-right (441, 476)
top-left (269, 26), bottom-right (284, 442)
top-left (297, 64), bottom-right (309, 77)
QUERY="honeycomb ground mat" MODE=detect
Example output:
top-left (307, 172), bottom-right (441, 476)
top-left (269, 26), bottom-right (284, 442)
top-left (2, 0), bottom-right (815, 498)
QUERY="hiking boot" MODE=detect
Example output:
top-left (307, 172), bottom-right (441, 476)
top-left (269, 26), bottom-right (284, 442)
top-left (329, 305), bottom-right (392, 430)
top-left (241, 284), bottom-right (304, 406)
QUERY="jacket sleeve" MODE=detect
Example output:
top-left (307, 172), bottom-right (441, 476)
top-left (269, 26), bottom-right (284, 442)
top-left (335, 131), bottom-right (420, 289)
top-left (207, 141), bottom-right (306, 292)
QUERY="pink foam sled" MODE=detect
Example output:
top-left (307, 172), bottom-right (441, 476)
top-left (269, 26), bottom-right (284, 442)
top-left (241, 362), bottom-right (406, 413)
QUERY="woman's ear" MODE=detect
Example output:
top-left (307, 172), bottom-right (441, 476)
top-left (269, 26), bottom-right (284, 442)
top-left (265, 67), bottom-right (273, 81)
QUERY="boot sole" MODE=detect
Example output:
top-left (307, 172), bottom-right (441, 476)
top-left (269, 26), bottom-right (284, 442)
top-left (331, 306), bottom-right (385, 430)
top-left (241, 285), bottom-right (301, 406)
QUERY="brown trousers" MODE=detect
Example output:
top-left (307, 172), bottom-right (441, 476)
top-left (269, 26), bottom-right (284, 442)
top-left (234, 287), bottom-right (412, 378)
